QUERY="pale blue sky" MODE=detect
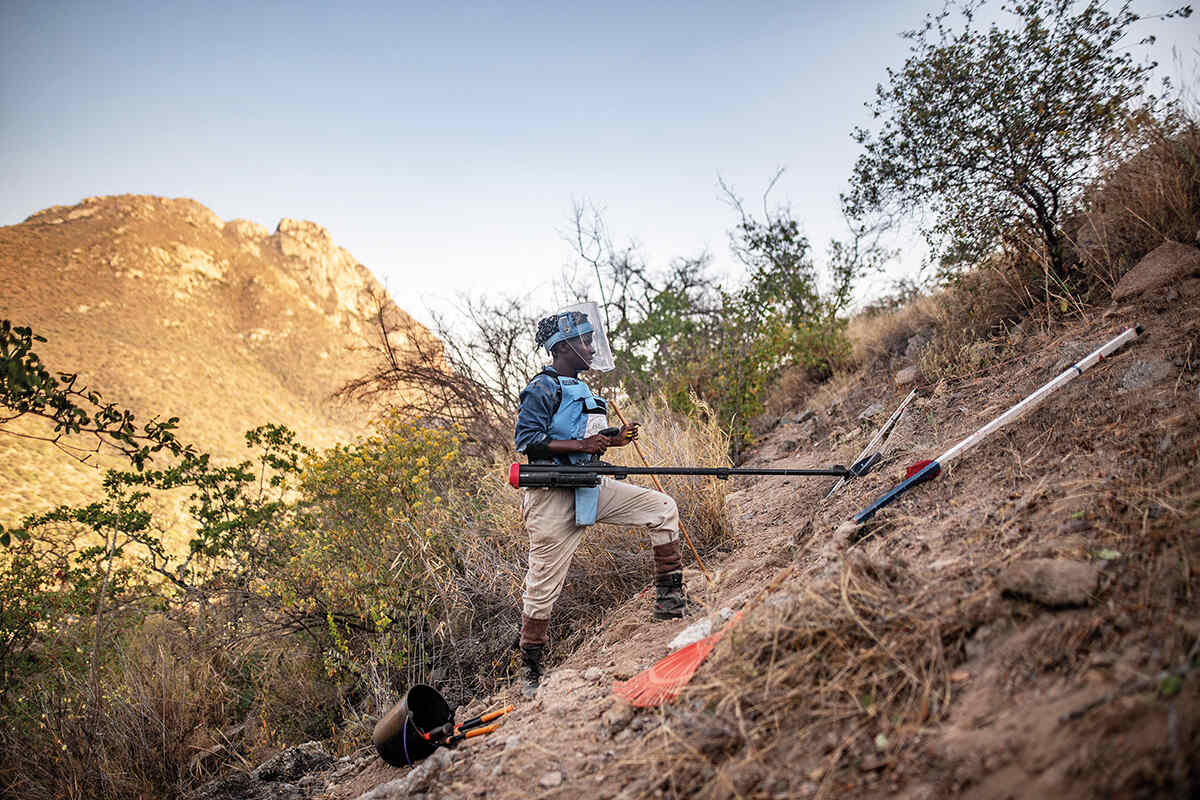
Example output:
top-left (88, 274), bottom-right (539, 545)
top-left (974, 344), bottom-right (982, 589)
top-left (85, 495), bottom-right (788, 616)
top-left (3, 1), bottom-right (1195, 324)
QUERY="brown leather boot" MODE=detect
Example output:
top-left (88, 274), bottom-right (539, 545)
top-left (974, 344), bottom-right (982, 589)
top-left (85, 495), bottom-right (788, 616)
top-left (519, 614), bottom-right (549, 648)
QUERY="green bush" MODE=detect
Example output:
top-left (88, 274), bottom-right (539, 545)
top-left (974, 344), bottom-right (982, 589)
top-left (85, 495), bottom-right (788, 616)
top-left (847, 0), bottom-right (1192, 280)
top-left (272, 414), bottom-right (474, 688)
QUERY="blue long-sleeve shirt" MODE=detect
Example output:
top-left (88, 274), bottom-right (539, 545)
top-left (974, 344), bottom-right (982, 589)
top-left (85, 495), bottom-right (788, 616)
top-left (514, 368), bottom-right (562, 460)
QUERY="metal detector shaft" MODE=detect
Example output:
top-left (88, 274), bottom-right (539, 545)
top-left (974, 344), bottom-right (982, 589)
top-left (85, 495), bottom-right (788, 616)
top-left (509, 462), bottom-right (850, 489)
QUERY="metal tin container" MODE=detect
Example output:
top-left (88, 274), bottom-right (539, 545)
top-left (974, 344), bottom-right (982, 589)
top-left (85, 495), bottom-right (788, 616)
top-left (371, 684), bottom-right (452, 767)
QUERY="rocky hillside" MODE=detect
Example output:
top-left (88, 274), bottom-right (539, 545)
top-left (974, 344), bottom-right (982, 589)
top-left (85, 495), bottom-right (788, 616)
top-left (202, 242), bottom-right (1197, 800)
top-left (0, 195), bottom-right (431, 522)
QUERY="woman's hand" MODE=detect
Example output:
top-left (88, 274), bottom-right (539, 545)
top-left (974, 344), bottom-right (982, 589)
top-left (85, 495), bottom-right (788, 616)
top-left (549, 424), bottom-right (639, 456)
top-left (576, 434), bottom-right (610, 455)
top-left (609, 423), bottom-right (640, 447)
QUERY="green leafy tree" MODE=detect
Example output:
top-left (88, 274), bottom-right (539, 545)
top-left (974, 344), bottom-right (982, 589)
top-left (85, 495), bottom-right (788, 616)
top-left (0, 524), bottom-right (98, 696)
top-left (846, 0), bottom-right (1192, 278)
top-left (18, 480), bottom-right (155, 698)
top-left (1, 425), bottom-right (308, 696)
top-left (563, 194), bottom-right (881, 459)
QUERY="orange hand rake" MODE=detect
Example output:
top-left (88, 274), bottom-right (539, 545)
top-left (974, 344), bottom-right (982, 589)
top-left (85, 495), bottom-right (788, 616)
top-left (613, 566), bottom-right (794, 706)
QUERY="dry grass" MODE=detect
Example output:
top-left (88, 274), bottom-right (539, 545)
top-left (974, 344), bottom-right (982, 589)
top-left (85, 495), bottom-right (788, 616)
top-left (3, 621), bottom-right (233, 799)
top-left (847, 265), bottom-right (1034, 384)
top-left (0, 600), bottom-right (345, 800)
top-left (847, 293), bottom-right (942, 367)
top-left (623, 513), bottom-right (1190, 800)
top-left (759, 367), bottom-right (820, 425)
top-left (1069, 115), bottom-right (1200, 292)
top-left (619, 307), bottom-right (1200, 799)
top-left (625, 546), bottom-right (989, 799)
top-left (613, 392), bottom-right (732, 552)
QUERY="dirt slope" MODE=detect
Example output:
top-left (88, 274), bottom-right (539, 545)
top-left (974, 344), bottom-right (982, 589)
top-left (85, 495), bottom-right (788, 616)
top-left (318, 277), bottom-right (1198, 799)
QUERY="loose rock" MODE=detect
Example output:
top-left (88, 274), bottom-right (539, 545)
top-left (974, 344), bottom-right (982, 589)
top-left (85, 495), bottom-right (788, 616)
top-left (905, 331), bottom-right (930, 359)
top-left (187, 742), bottom-right (331, 800)
top-left (253, 741), bottom-right (332, 783)
top-left (832, 520), bottom-right (858, 549)
top-left (1057, 518), bottom-right (1092, 535)
top-left (858, 401), bottom-right (885, 421)
top-left (998, 559), bottom-right (1103, 607)
top-left (668, 618), bottom-right (713, 649)
top-left (612, 655), bottom-right (641, 680)
top-left (1119, 359), bottom-right (1173, 392)
top-left (601, 697), bottom-right (635, 735)
top-left (354, 747), bottom-right (454, 800)
top-left (539, 771), bottom-right (564, 788)
top-left (1112, 240), bottom-right (1200, 300)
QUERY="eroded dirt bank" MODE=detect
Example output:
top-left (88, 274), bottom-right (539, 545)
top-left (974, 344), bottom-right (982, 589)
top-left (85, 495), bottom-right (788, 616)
top-left (300, 280), bottom-right (1198, 800)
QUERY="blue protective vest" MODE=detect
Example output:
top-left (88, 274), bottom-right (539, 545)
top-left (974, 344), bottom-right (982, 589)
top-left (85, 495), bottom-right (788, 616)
top-left (547, 375), bottom-right (609, 525)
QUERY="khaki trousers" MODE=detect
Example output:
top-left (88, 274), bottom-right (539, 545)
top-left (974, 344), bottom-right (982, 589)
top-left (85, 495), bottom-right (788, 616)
top-left (521, 478), bottom-right (680, 620)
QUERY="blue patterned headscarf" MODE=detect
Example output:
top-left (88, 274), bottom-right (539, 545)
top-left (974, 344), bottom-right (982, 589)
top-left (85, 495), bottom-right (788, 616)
top-left (535, 311), bottom-right (593, 355)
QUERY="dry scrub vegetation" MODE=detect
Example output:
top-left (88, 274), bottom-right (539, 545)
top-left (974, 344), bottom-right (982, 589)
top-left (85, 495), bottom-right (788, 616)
top-left (632, 386), bottom-right (1198, 797)
top-left (610, 113), bottom-right (1200, 799)
top-left (5, 6), bottom-right (1199, 797)
top-left (5, 120), bottom-right (1197, 800)
top-left (0, 349), bottom-right (733, 800)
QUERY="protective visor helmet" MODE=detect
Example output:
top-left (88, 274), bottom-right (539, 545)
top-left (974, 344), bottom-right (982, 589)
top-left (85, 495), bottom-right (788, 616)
top-left (541, 301), bottom-right (615, 372)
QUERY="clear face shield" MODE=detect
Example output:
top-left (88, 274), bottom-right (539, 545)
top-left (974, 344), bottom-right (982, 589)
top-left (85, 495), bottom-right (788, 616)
top-left (543, 301), bottom-right (615, 373)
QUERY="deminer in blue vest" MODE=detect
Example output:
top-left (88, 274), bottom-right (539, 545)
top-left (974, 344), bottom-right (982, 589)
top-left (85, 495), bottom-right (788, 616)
top-left (513, 303), bottom-right (688, 696)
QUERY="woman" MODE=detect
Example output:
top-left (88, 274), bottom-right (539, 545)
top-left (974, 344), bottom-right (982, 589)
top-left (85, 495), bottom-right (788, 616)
top-left (513, 306), bottom-right (687, 695)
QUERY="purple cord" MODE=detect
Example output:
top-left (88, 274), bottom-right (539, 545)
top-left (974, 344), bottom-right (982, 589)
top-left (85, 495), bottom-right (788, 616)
top-left (403, 724), bottom-right (412, 765)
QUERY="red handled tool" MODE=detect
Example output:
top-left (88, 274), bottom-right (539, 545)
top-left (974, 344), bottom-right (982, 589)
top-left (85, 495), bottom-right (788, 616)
top-left (419, 704), bottom-right (515, 747)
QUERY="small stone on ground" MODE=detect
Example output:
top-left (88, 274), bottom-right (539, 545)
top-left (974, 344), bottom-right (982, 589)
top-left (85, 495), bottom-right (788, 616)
top-left (1119, 359), bottom-right (1173, 393)
top-left (998, 558), bottom-right (1102, 607)
top-left (894, 366), bottom-right (920, 386)
top-left (601, 697), bottom-right (635, 734)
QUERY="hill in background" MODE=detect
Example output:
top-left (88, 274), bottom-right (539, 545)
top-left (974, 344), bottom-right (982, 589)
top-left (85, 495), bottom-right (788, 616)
top-left (0, 194), bottom-right (430, 524)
